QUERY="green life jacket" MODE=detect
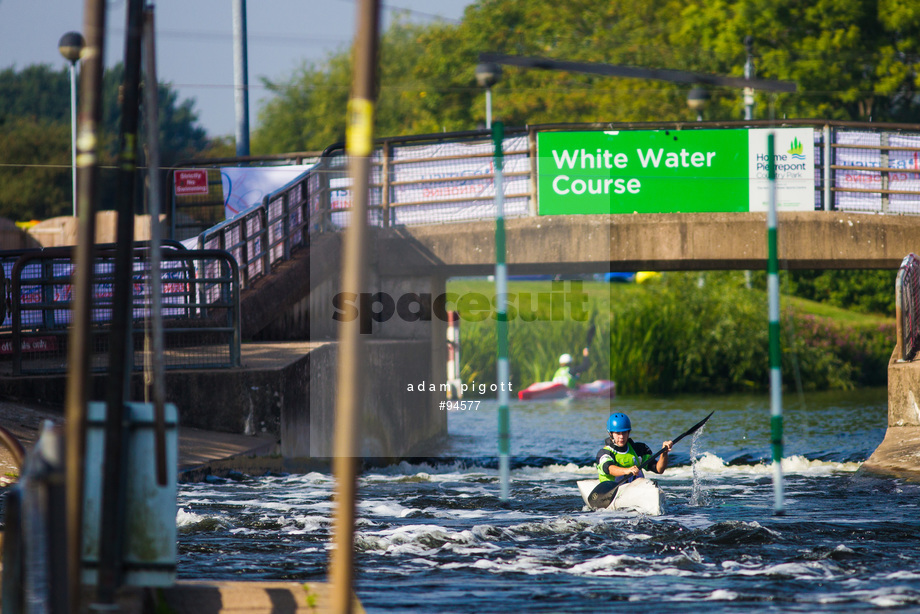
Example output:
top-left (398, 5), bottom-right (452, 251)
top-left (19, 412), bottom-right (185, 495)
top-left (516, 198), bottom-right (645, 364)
top-left (552, 366), bottom-right (576, 389)
top-left (597, 441), bottom-right (650, 482)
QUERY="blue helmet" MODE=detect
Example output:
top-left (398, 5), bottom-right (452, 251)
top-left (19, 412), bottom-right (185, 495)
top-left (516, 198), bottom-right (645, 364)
top-left (607, 413), bottom-right (631, 432)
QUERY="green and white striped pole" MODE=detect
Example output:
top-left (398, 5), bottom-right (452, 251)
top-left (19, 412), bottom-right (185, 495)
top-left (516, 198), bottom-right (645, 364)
top-left (493, 121), bottom-right (510, 501)
top-left (766, 132), bottom-right (785, 515)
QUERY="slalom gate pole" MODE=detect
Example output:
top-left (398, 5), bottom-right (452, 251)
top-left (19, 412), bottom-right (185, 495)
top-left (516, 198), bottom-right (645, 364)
top-left (493, 121), bottom-right (510, 501)
top-left (767, 131), bottom-right (785, 515)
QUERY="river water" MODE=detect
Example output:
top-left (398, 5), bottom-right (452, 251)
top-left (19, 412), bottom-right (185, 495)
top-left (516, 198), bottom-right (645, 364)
top-left (177, 387), bottom-right (920, 612)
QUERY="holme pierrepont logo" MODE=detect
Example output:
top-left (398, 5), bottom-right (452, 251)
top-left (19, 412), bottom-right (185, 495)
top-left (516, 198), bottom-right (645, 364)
top-left (788, 137), bottom-right (806, 161)
top-left (333, 280), bottom-right (590, 334)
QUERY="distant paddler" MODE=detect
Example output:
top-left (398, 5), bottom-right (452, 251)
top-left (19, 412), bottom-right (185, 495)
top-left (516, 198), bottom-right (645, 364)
top-left (552, 323), bottom-right (595, 389)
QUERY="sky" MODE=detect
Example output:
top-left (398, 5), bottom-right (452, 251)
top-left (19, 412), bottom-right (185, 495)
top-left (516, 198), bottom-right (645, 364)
top-left (1, 0), bottom-right (475, 138)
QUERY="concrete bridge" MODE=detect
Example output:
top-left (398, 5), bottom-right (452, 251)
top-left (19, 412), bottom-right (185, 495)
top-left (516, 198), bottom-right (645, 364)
top-left (364, 211), bottom-right (919, 275)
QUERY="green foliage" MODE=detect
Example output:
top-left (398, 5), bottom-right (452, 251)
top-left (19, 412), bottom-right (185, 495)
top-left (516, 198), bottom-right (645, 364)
top-left (0, 117), bottom-right (71, 219)
top-left (784, 270), bottom-right (896, 317)
top-left (0, 62), bottom-right (212, 220)
top-left (0, 65), bottom-right (72, 125)
top-left (454, 273), bottom-right (894, 397)
top-left (102, 63), bottom-right (209, 167)
top-left (253, 20), bottom-right (449, 153)
top-left (747, 269), bottom-right (896, 318)
top-left (253, 0), bottom-right (920, 148)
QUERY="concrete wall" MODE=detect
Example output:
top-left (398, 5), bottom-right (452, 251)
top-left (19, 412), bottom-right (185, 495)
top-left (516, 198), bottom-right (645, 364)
top-left (0, 363), bottom-right (296, 436)
top-left (862, 349), bottom-right (920, 481)
top-left (886, 352), bottom-right (920, 428)
top-left (281, 341), bottom-right (447, 466)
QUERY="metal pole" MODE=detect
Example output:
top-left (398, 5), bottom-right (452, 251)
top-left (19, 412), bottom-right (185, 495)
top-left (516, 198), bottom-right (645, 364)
top-left (97, 0), bottom-right (144, 601)
top-left (485, 87), bottom-right (492, 130)
top-left (65, 0), bottom-right (107, 610)
top-left (329, 1), bottom-right (380, 613)
top-left (144, 4), bottom-right (168, 486)
top-left (743, 36), bottom-right (755, 121)
top-left (232, 0), bottom-right (250, 156)
top-left (492, 120), bottom-right (510, 501)
top-left (69, 60), bottom-right (78, 216)
top-left (766, 132), bottom-right (785, 516)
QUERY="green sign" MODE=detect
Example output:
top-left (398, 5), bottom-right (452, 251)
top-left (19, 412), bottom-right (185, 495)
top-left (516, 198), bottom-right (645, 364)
top-left (536, 128), bottom-right (814, 215)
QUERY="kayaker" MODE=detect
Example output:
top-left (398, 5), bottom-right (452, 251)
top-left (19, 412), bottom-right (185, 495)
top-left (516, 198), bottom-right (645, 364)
top-left (596, 413), bottom-right (673, 482)
top-left (552, 347), bottom-right (589, 389)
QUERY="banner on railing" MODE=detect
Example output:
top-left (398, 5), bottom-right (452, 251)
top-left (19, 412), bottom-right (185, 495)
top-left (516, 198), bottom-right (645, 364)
top-left (328, 137), bottom-right (532, 226)
top-left (221, 165), bottom-right (315, 219)
top-left (536, 128), bottom-right (815, 215)
top-left (835, 132), bottom-right (920, 214)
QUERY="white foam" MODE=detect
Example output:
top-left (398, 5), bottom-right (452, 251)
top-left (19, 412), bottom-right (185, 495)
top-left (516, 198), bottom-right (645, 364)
top-left (359, 500), bottom-right (420, 518)
top-left (706, 589), bottom-right (739, 601)
top-left (176, 507), bottom-right (204, 527)
top-left (660, 452), bottom-right (861, 480)
top-left (569, 554), bottom-right (645, 574)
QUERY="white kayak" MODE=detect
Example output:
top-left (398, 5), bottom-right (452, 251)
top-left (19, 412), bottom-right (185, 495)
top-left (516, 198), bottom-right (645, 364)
top-left (577, 478), bottom-right (667, 516)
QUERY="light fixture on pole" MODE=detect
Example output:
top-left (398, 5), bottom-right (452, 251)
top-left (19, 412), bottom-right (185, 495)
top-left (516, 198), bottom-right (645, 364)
top-left (687, 86), bottom-right (710, 122)
top-left (59, 31), bottom-right (84, 217)
top-left (475, 62), bottom-right (502, 129)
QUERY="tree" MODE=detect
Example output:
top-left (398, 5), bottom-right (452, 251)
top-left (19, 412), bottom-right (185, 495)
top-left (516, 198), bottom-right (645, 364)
top-left (0, 118), bottom-right (71, 219)
top-left (253, 20), bottom-right (444, 153)
top-left (0, 62), bottom-right (212, 220)
top-left (102, 63), bottom-right (209, 167)
top-left (253, 0), bottom-right (920, 152)
top-left (0, 65), bottom-right (72, 126)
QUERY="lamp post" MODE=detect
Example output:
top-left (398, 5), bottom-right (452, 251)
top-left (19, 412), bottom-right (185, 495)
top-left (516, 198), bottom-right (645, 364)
top-left (687, 86), bottom-right (710, 122)
top-left (743, 35), bottom-right (755, 121)
top-left (475, 62), bottom-right (502, 129)
top-left (59, 31), bottom-right (84, 217)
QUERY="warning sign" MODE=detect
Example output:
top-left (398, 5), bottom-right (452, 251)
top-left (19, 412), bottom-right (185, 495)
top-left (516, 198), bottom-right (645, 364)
top-left (175, 169), bottom-right (210, 195)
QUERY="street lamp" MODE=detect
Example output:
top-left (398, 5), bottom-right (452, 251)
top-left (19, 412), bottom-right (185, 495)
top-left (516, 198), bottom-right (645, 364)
top-left (475, 62), bottom-right (502, 129)
top-left (58, 31), bottom-right (84, 217)
top-left (687, 86), bottom-right (710, 122)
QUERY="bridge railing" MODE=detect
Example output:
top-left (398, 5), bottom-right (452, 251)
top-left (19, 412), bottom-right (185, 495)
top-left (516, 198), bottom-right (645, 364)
top-left (189, 168), bottom-right (312, 290)
top-left (1, 246), bottom-right (241, 375)
top-left (312, 130), bottom-right (535, 231)
top-left (174, 120), bottom-right (920, 294)
top-left (897, 253), bottom-right (920, 361)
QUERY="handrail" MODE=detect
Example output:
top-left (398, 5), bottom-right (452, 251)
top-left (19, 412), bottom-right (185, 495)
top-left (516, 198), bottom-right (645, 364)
top-left (5, 247), bottom-right (240, 374)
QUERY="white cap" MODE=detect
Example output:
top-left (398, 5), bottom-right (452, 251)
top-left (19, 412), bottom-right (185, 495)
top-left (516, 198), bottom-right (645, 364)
top-left (559, 353), bottom-right (572, 365)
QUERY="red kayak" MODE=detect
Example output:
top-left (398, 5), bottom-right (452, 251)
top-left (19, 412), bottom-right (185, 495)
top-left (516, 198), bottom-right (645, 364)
top-left (518, 379), bottom-right (616, 401)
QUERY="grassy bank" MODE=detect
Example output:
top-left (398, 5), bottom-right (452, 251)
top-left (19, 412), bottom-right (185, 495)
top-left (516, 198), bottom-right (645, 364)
top-left (448, 272), bottom-right (894, 396)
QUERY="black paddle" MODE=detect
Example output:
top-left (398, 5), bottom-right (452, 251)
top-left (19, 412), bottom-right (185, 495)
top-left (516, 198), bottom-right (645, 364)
top-left (586, 411), bottom-right (714, 510)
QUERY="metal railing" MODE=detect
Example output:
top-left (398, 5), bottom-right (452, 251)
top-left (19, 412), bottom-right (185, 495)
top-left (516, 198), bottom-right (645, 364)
top-left (897, 253), bottom-right (920, 361)
top-left (193, 168), bottom-right (311, 290)
top-left (180, 121), bottom-right (920, 251)
top-left (169, 120), bottom-right (920, 331)
top-left (2, 246), bottom-right (240, 375)
top-left (0, 240), bottom-right (187, 335)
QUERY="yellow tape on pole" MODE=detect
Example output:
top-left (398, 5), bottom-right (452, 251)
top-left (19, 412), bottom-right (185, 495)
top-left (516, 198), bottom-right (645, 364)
top-left (346, 98), bottom-right (374, 157)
